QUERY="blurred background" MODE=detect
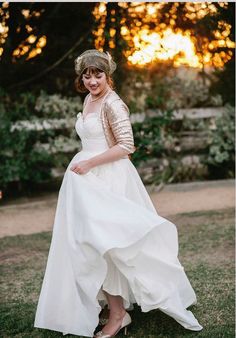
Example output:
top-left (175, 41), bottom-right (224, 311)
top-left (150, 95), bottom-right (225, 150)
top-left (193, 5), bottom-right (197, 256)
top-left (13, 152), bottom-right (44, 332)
top-left (0, 1), bottom-right (235, 199)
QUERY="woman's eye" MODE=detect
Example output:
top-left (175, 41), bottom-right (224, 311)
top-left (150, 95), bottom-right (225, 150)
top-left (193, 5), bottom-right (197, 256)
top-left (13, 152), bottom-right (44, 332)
top-left (84, 76), bottom-right (101, 79)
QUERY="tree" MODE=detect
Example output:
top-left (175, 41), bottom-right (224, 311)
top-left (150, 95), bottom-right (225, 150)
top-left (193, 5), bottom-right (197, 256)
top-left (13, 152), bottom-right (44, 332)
top-left (0, 2), bottom-right (95, 94)
top-left (0, 2), bottom-right (234, 102)
top-left (159, 2), bottom-right (235, 105)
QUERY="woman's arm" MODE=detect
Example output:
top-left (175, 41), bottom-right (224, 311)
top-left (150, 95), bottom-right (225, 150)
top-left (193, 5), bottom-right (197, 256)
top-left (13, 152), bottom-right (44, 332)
top-left (106, 100), bottom-right (136, 154)
top-left (88, 144), bottom-right (129, 168)
top-left (89, 99), bottom-right (136, 166)
top-left (70, 143), bottom-right (129, 175)
top-left (70, 98), bottom-right (135, 174)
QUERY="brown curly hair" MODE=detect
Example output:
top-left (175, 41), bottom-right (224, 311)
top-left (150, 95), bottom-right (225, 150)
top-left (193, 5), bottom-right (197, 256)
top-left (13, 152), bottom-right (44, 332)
top-left (75, 66), bottom-right (115, 93)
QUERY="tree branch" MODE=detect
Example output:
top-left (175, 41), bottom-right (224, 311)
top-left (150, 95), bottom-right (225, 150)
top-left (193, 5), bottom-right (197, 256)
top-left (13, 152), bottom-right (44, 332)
top-left (9, 31), bottom-right (89, 89)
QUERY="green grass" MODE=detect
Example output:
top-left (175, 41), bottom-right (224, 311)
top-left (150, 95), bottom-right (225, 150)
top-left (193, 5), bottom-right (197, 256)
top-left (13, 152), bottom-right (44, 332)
top-left (0, 208), bottom-right (235, 337)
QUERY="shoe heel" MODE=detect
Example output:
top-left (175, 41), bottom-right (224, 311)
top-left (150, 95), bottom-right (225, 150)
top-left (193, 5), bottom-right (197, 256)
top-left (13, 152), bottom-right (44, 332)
top-left (124, 326), bottom-right (128, 335)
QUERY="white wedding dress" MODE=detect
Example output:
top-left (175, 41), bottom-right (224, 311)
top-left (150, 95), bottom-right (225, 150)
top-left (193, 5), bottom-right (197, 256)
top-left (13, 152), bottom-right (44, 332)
top-left (34, 98), bottom-right (203, 337)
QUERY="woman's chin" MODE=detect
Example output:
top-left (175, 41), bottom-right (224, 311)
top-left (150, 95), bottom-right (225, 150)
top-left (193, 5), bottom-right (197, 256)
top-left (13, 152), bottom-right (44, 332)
top-left (91, 90), bottom-right (101, 96)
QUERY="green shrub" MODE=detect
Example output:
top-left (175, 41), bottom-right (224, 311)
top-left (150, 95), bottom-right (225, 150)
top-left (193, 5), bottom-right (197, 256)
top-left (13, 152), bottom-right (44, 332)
top-left (132, 109), bottom-right (174, 166)
top-left (0, 89), bottom-right (84, 195)
top-left (0, 90), bottom-right (55, 194)
top-left (205, 104), bottom-right (235, 179)
top-left (35, 90), bottom-right (82, 118)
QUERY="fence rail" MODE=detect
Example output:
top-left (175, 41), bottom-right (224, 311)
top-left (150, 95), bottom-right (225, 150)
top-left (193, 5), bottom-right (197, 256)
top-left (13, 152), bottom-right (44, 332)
top-left (8, 107), bottom-right (227, 182)
top-left (10, 107), bottom-right (226, 132)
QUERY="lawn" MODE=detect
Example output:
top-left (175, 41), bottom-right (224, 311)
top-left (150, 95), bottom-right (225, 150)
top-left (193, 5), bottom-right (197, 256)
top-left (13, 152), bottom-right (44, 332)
top-left (0, 208), bottom-right (234, 338)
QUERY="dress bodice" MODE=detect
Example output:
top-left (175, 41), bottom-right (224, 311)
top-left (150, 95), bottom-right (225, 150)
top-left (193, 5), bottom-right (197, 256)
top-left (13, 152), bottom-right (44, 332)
top-left (75, 112), bottom-right (110, 153)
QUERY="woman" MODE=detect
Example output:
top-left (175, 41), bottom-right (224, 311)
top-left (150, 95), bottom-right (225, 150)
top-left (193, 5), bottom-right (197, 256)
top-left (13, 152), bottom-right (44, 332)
top-left (34, 49), bottom-right (203, 337)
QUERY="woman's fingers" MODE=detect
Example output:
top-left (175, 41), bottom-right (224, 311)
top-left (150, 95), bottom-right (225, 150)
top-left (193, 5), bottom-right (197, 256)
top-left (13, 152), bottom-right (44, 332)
top-left (70, 161), bottom-right (90, 174)
top-left (70, 163), bottom-right (78, 171)
top-left (70, 164), bottom-right (82, 174)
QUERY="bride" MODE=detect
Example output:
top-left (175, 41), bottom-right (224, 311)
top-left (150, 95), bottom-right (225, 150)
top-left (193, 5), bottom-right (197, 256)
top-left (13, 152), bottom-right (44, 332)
top-left (34, 49), bottom-right (203, 337)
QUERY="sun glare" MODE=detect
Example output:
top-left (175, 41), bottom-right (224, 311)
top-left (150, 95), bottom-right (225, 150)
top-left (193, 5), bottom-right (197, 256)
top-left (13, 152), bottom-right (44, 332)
top-left (0, 1), bottom-right (234, 67)
top-left (125, 28), bottom-right (200, 67)
top-left (94, 2), bottom-right (235, 68)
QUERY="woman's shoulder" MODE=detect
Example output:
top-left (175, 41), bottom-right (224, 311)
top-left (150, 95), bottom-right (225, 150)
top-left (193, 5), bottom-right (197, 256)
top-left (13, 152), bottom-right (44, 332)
top-left (105, 90), bottom-right (126, 104)
top-left (83, 90), bottom-right (121, 107)
top-left (105, 90), bottom-right (129, 113)
top-left (83, 93), bottom-right (91, 107)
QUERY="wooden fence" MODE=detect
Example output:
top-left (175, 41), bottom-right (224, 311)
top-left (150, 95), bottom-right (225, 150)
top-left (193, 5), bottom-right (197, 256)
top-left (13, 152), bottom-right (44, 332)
top-left (10, 107), bottom-right (227, 182)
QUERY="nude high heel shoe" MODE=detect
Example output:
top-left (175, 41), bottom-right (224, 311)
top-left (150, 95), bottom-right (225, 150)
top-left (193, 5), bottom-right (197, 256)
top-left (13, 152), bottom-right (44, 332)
top-left (94, 311), bottom-right (132, 338)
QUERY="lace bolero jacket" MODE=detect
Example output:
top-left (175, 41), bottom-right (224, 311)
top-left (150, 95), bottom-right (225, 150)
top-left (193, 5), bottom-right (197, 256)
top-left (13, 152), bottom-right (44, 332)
top-left (83, 90), bottom-right (136, 156)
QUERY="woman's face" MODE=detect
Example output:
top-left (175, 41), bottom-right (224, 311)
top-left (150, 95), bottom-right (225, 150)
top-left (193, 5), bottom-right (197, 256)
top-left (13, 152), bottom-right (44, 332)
top-left (82, 68), bottom-right (109, 96)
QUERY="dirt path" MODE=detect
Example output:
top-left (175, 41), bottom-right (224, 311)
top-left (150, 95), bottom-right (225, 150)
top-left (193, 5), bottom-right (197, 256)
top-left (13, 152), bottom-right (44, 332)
top-left (0, 179), bottom-right (234, 238)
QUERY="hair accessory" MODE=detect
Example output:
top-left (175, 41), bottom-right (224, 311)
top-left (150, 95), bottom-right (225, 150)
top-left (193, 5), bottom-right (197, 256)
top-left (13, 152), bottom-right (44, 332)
top-left (74, 49), bottom-right (117, 79)
top-left (106, 51), bottom-right (112, 67)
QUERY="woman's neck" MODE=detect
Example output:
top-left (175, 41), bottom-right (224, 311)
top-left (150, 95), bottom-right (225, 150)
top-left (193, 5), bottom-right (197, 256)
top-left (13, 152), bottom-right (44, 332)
top-left (90, 86), bottom-right (111, 102)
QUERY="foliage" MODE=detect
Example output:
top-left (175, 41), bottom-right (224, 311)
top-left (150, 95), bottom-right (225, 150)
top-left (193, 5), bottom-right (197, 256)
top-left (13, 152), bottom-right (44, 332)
top-left (0, 89), bottom-right (85, 195)
top-left (210, 59), bottom-right (235, 106)
top-left (205, 104), bottom-right (235, 178)
top-left (131, 100), bottom-right (235, 185)
top-left (0, 89), bottom-right (37, 121)
top-left (0, 2), bottom-right (95, 94)
top-left (0, 90), bottom-right (55, 193)
top-left (131, 109), bottom-right (174, 166)
top-left (34, 91), bottom-right (82, 169)
top-left (165, 75), bottom-right (210, 109)
top-left (145, 82), bottom-right (170, 110)
top-left (124, 65), bottom-right (223, 114)
top-left (0, 85), bottom-right (234, 196)
top-left (35, 90), bottom-right (83, 118)
top-left (0, 2), bottom-right (234, 99)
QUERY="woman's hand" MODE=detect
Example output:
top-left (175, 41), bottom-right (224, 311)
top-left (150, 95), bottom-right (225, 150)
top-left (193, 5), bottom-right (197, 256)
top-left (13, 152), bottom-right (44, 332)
top-left (70, 160), bottom-right (93, 175)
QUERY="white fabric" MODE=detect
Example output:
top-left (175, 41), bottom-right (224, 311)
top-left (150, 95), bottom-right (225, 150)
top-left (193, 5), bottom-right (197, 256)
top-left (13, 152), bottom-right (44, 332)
top-left (34, 108), bottom-right (203, 337)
